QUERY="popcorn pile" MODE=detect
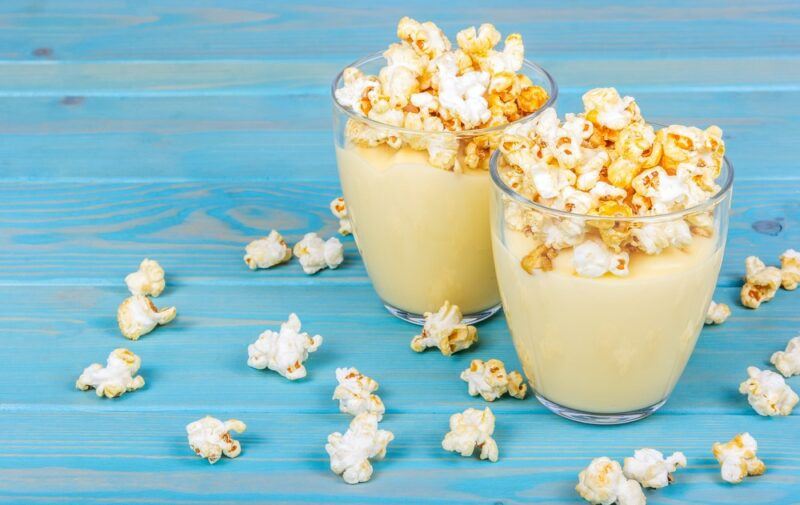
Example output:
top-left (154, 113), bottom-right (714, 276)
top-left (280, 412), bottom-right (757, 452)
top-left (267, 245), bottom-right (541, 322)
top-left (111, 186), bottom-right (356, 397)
top-left (335, 17), bottom-right (550, 172)
top-left (244, 229), bottom-right (344, 275)
top-left (497, 88), bottom-right (726, 277)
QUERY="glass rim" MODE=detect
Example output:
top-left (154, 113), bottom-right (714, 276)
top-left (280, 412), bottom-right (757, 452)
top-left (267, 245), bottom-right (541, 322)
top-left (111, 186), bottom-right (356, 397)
top-left (330, 51), bottom-right (558, 138)
top-left (489, 135), bottom-right (734, 223)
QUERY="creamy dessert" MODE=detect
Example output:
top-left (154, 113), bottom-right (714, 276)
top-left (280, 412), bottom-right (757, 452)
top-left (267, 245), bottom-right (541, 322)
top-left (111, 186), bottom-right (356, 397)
top-left (491, 88), bottom-right (732, 420)
top-left (333, 17), bottom-right (553, 320)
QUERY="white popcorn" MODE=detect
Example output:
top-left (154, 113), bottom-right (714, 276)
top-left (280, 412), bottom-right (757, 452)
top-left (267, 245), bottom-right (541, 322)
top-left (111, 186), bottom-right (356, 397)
top-left (410, 301), bottom-right (478, 355)
top-left (330, 197), bottom-right (352, 236)
top-left (243, 230), bottom-right (292, 270)
top-left (333, 367), bottom-right (385, 420)
top-left (740, 256), bottom-right (783, 309)
top-left (771, 336), bottom-right (800, 377)
top-left (460, 359), bottom-right (527, 401)
top-left (576, 457), bottom-right (646, 505)
top-left (631, 167), bottom-right (690, 214)
top-left (705, 301), bottom-right (731, 325)
top-left (117, 294), bottom-right (176, 340)
top-left (590, 181), bottom-right (628, 201)
top-left (573, 240), bottom-right (630, 278)
top-left (186, 416), bottom-right (246, 464)
top-left (293, 232), bottom-right (344, 274)
top-left (247, 313), bottom-right (322, 380)
top-left (739, 366), bottom-right (799, 416)
top-left (124, 258), bottom-right (165, 297)
top-left (326, 412), bottom-right (394, 484)
top-left (442, 407), bottom-right (498, 462)
top-left (780, 249), bottom-right (800, 290)
top-left (75, 348), bottom-right (145, 398)
top-left (397, 17), bottom-right (451, 59)
top-left (631, 220), bottom-right (692, 255)
top-left (712, 433), bottom-right (765, 484)
top-left (623, 448), bottom-right (687, 489)
top-left (541, 217), bottom-right (586, 249)
top-left (582, 87), bottom-right (640, 131)
top-left (434, 53), bottom-right (491, 129)
top-left (530, 165), bottom-right (576, 200)
top-left (335, 67), bottom-right (379, 114)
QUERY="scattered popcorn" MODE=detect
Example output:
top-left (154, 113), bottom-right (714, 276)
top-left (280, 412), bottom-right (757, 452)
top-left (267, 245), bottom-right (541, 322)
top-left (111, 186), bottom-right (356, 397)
top-left (293, 232), bottom-right (344, 274)
top-left (333, 367), bottom-right (385, 420)
top-left (739, 366), bottom-right (798, 416)
top-left (247, 313), bottom-right (322, 380)
top-left (243, 230), bottom-right (292, 270)
top-left (572, 240), bottom-right (629, 278)
top-left (623, 448), bottom-right (686, 489)
top-left (117, 294), bottom-right (176, 340)
top-left (124, 258), bottom-right (165, 297)
top-left (326, 412), bottom-right (394, 484)
top-left (740, 256), bottom-right (782, 309)
top-left (186, 416), bottom-right (246, 464)
top-left (442, 407), bottom-right (498, 462)
top-left (75, 348), bottom-right (145, 398)
top-left (705, 301), bottom-right (731, 325)
top-left (460, 359), bottom-right (527, 401)
top-left (576, 457), bottom-right (646, 505)
top-left (780, 249), bottom-right (800, 290)
top-left (712, 433), bottom-right (765, 484)
top-left (410, 301), bottom-right (478, 355)
top-left (771, 336), bottom-right (800, 377)
top-left (330, 197), bottom-right (353, 236)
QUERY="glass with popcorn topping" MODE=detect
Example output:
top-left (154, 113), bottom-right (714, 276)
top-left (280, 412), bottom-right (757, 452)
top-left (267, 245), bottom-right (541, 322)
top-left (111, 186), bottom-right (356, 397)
top-left (489, 88), bottom-right (733, 424)
top-left (332, 18), bottom-right (556, 324)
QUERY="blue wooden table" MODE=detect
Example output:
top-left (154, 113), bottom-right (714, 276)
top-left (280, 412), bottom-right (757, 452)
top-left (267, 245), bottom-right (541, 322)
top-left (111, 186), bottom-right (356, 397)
top-left (1, 1), bottom-right (799, 503)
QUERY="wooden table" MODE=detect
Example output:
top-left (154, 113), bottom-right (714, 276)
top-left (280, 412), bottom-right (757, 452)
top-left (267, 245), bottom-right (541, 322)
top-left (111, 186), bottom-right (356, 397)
top-left (1, 2), bottom-right (798, 503)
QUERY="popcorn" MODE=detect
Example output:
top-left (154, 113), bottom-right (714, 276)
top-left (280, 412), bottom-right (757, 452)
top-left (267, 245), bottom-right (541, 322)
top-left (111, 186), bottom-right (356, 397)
top-left (397, 16), bottom-right (451, 59)
top-left (608, 122), bottom-right (662, 188)
top-left (117, 294), bottom-right (176, 340)
top-left (623, 448), bottom-right (686, 489)
top-left (326, 412), bottom-right (394, 484)
top-left (631, 220), bottom-right (692, 255)
top-left (582, 87), bottom-right (641, 132)
top-left (460, 359), bottom-right (527, 401)
top-left (705, 301), bottom-right (731, 325)
top-left (520, 244), bottom-right (556, 274)
top-left (410, 301), bottom-right (478, 355)
top-left (379, 43), bottom-right (426, 108)
top-left (739, 366), bottom-right (798, 416)
top-left (658, 125), bottom-right (724, 178)
top-left (771, 336), bottom-right (800, 377)
top-left (712, 433), bottom-right (765, 484)
top-left (247, 313), bottom-right (322, 380)
top-left (75, 348), bottom-right (144, 398)
top-left (576, 457), bottom-right (646, 505)
top-left (186, 416), bottom-right (246, 464)
top-left (434, 53), bottom-right (491, 130)
top-left (740, 256), bottom-right (782, 309)
top-left (442, 407), bottom-right (498, 462)
top-left (330, 197), bottom-right (352, 236)
top-left (333, 367), bottom-right (385, 420)
top-left (572, 240), bottom-right (630, 278)
top-left (293, 232), bottom-right (344, 274)
top-left (334, 67), bottom-right (379, 116)
top-left (780, 249), bottom-right (800, 290)
top-left (631, 167), bottom-right (689, 214)
top-left (124, 258), bottom-right (165, 297)
top-left (244, 230), bottom-right (292, 270)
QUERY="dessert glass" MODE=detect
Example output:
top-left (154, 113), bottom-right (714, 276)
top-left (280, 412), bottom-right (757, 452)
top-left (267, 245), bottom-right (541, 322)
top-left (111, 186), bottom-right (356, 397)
top-left (332, 53), bottom-right (557, 324)
top-left (490, 150), bottom-right (733, 424)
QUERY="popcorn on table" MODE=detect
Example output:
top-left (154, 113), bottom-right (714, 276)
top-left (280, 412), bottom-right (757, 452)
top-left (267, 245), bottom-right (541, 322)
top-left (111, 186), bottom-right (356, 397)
top-left (712, 432), bottom-right (765, 484)
top-left (460, 358), bottom-right (527, 401)
top-left (125, 258), bottom-right (165, 297)
top-left (186, 416), bottom-right (246, 464)
top-left (293, 232), bottom-right (344, 274)
top-left (244, 230), bottom-right (292, 270)
top-left (739, 366), bottom-right (798, 416)
top-left (771, 336), bottom-right (800, 377)
top-left (330, 197), bottom-right (353, 236)
top-left (247, 313), bottom-right (322, 380)
top-left (117, 294), bottom-right (177, 340)
top-left (410, 301), bottom-right (478, 355)
top-left (75, 348), bottom-right (145, 398)
top-left (740, 255), bottom-right (782, 309)
top-left (780, 249), bottom-right (800, 290)
top-left (623, 448), bottom-right (686, 489)
top-left (326, 412), bottom-right (394, 484)
top-left (441, 407), bottom-right (498, 462)
top-left (704, 300), bottom-right (731, 325)
top-left (333, 367), bottom-right (385, 420)
top-left (576, 457), bottom-right (646, 505)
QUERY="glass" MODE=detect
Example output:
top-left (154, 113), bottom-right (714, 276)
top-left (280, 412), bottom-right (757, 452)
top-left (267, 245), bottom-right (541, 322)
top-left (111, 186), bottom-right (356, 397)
top-left (490, 149), bottom-right (733, 424)
top-left (332, 53), bottom-right (557, 324)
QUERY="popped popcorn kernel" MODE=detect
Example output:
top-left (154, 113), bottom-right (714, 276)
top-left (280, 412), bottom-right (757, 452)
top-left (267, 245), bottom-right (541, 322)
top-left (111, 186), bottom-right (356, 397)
top-left (247, 313), bottom-right (323, 380)
top-left (582, 87), bottom-right (641, 133)
top-left (410, 301), bottom-right (478, 355)
top-left (442, 407), bottom-right (498, 462)
top-left (330, 197), bottom-right (353, 236)
top-left (244, 230), bottom-right (292, 270)
top-left (335, 67), bottom-right (379, 116)
top-left (76, 348), bottom-right (144, 398)
top-left (739, 366), bottom-right (798, 416)
top-left (125, 258), bottom-right (165, 297)
top-left (623, 448), bottom-right (686, 489)
top-left (333, 367), bottom-right (385, 420)
top-left (396, 16), bottom-right (451, 59)
top-left (658, 124), bottom-right (725, 178)
top-left (520, 244), bottom-right (556, 274)
top-left (712, 433), bottom-right (765, 484)
top-left (780, 249), bottom-right (800, 290)
top-left (771, 336), bottom-right (800, 377)
top-left (705, 301), bottom-right (731, 325)
top-left (186, 416), bottom-right (246, 464)
top-left (740, 256), bottom-right (782, 309)
top-left (117, 294), bottom-right (176, 340)
top-left (576, 457), bottom-right (646, 505)
top-left (460, 358), bottom-right (527, 401)
top-left (572, 239), bottom-right (630, 278)
top-left (293, 232), bottom-right (344, 274)
top-left (326, 412), bottom-right (394, 484)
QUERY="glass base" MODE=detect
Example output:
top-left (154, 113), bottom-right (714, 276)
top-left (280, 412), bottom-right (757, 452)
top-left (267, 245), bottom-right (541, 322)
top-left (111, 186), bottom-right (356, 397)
top-left (535, 393), bottom-right (667, 425)
top-left (383, 302), bottom-right (501, 326)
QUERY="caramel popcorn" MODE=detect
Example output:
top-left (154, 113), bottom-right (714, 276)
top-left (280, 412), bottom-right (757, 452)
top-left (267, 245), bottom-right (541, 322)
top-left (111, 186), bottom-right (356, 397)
top-left (125, 258), bottom-right (165, 297)
top-left (117, 295), bottom-right (176, 340)
top-left (712, 433), bottom-right (765, 484)
top-left (76, 348), bottom-right (144, 398)
top-left (244, 230), bottom-right (292, 270)
top-left (333, 367), bottom-right (385, 420)
top-left (623, 448), bottom-right (686, 489)
top-left (410, 301), bottom-right (478, 355)
top-left (460, 359), bottom-right (527, 401)
top-left (771, 336), bottom-right (800, 377)
top-left (705, 300), bottom-right (731, 325)
top-left (780, 249), bottom-right (800, 290)
top-left (740, 256), bottom-right (782, 309)
top-left (330, 197), bottom-right (352, 236)
top-left (442, 407), bottom-right (499, 462)
top-left (326, 412), bottom-right (394, 484)
top-left (186, 416), bottom-right (246, 464)
top-left (576, 457), bottom-right (646, 505)
top-left (739, 366), bottom-right (798, 416)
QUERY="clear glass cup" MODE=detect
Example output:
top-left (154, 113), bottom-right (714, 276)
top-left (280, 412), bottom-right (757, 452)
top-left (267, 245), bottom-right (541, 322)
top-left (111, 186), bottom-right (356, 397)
top-left (332, 53), bottom-right (557, 324)
top-left (490, 150), bottom-right (733, 424)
